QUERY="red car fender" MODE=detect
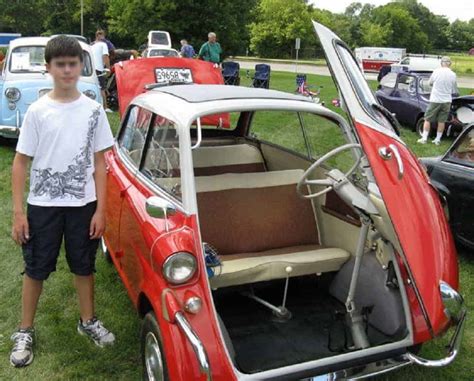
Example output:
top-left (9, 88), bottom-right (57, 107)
top-left (145, 218), bottom-right (236, 380)
top-left (356, 122), bottom-right (458, 340)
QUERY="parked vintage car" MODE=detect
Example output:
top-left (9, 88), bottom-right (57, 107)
top-left (102, 24), bottom-right (466, 380)
top-left (0, 36), bottom-right (102, 138)
top-left (422, 125), bottom-right (474, 249)
top-left (142, 47), bottom-right (180, 58)
top-left (375, 70), bottom-right (474, 136)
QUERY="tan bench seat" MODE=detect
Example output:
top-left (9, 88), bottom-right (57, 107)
top-left (210, 245), bottom-right (350, 288)
top-left (192, 144), bottom-right (265, 176)
top-left (196, 170), bottom-right (350, 288)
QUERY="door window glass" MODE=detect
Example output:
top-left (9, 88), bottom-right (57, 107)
top-left (141, 114), bottom-right (181, 200)
top-left (397, 75), bottom-right (416, 92)
top-left (118, 106), bottom-right (152, 166)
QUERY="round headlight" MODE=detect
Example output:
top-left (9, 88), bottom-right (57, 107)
top-left (5, 87), bottom-right (21, 102)
top-left (162, 252), bottom-right (197, 284)
top-left (83, 90), bottom-right (97, 100)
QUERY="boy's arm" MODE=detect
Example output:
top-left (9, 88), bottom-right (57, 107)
top-left (90, 150), bottom-right (108, 239)
top-left (11, 153), bottom-right (30, 244)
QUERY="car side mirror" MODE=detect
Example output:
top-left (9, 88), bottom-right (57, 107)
top-left (146, 197), bottom-right (176, 231)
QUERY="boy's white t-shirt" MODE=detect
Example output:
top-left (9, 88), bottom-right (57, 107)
top-left (16, 93), bottom-right (114, 207)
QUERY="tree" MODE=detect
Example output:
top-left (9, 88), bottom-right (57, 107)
top-left (359, 21), bottom-right (390, 46)
top-left (372, 3), bottom-right (429, 52)
top-left (447, 19), bottom-right (474, 51)
top-left (249, 0), bottom-right (314, 58)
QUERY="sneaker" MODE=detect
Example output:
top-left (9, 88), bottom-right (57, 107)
top-left (432, 139), bottom-right (441, 145)
top-left (417, 138), bottom-right (427, 144)
top-left (77, 317), bottom-right (115, 347)
top-left (105, 108), bottom-right (113, 113)
top-left (10, 328), bottom-right (35, 367)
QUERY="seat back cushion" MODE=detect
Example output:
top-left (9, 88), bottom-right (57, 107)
top-left (192, 144), bottom-right (265, 176)
top-left (196, 170), bottom-right (319, 255)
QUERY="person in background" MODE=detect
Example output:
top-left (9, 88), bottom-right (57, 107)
top-left (90, 30), bottom-right (112, 113)
top-left (180, 39), bottom-right (195, 58)
top-left (418, 56), bottom-right (458, 145)
top-left (198, 32), bottom-right (222, 66)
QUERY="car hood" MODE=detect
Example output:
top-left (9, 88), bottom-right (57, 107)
top-left (452, 95), bottom-right (474, 105)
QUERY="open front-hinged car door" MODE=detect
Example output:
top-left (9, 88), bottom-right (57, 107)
top-left (313, 21), bottom-right (458, 340)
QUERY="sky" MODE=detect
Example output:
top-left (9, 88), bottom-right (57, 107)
top-left (310, 0), bottom-right (474, 22)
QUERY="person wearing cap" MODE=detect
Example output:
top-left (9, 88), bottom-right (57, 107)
top-left (418, 56), bottom-right (458, 145)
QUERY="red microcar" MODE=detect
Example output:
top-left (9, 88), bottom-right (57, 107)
top-left (102, 23), bottom-right (466, 381)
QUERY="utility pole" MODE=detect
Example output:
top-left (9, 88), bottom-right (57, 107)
top-left (80, 0), bottom-right (84, 36)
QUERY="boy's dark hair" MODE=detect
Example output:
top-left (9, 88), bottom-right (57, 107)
top-left (45, 35), bottom-right (83, 64)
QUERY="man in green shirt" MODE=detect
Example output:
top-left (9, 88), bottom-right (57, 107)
top-left (198, 32), bottom-right (222, 65)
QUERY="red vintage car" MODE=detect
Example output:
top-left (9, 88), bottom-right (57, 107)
top-left (102, 23), bottom-right (466, 381)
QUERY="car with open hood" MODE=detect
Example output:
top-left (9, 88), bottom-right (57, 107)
top-left (0, 36), bottom-right (102, 138)
top-left (101, 26), bottom-right (466, 380)
top-left (375, 70), bottom-right (474, 137)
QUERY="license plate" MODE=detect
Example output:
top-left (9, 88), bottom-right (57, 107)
top-left (155, 68), bottom-right (193, 84)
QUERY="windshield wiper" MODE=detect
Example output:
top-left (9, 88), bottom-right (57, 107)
top-left (371, 103), bottom-right (401, 136)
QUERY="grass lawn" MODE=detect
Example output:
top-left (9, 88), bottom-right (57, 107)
top-left (0, 71), bottom-right (472, 380)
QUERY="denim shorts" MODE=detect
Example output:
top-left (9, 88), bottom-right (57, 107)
top-left (22, 201), bottom-right (100, 280)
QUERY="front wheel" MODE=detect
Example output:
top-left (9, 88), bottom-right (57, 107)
top-left (416, 118), bottom-right (437, 138)
top-left (141, 312), bottom-right (169, 381)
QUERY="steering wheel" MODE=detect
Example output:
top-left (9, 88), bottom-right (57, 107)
top-left (297, 143), bottom-right (363, 199)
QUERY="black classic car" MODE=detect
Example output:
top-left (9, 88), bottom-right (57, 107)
top-left (376, 71), bottom-right (474, 136)
top-left (422, 125), bottom-right (474, 249)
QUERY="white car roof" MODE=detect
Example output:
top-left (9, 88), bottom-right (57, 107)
top-left (131, 84), bottom-right (331, 130)
top-left (9, 36), bottom-right (92, 53)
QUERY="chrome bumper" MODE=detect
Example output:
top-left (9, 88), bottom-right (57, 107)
top-left (0, 125), bottom-right (20, 138)
top-left (175, 311), bottom-right (212, 381)
top-left (405, 308), bottom-right (467, 367)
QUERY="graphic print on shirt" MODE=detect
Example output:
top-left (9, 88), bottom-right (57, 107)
top-left (31, 107), bottom-right (100, 199)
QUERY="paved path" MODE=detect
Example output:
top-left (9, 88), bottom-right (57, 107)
top-left (237, 60), bottom-right (474, 89)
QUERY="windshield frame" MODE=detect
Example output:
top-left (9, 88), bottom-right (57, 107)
top-left (8, 45), bottom-right (93, 77)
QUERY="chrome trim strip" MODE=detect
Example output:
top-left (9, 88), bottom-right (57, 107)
top-left (300, 355), bottom-right (411, 380)
top-left (405, 309), bottom-right (467, 368)
top-left (175, 311), bottom-right (212, 381)
top-left (16, 109), bottom-right (20, 128)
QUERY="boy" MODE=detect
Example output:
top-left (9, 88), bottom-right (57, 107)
top-left (10, 35), bottom-right (115, 368)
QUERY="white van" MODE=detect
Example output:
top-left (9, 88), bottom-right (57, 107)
top-left (391, 55), bottom-right (442, 72)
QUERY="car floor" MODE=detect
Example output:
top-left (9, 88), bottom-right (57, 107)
top-left (214, 275), bottom-right (392, 374)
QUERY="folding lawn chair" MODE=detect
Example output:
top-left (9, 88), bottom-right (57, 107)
top-left (222, 61), bottom-right (240, 86)
top-left (251, 64), bottom-right (271, 88)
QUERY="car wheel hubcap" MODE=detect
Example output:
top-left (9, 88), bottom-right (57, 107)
top-left (145, 332), bottom-right (164, 381)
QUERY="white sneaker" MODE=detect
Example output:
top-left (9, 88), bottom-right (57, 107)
top-left (105, 108), bottom-right (113, 113)
top-left (10, 328), bottom-right (35, 367)
top-left (432, 139), bottom-right (441, 146)
top-left (417, 138), bottom-right (427, 144)
top-left (77, 317), bottom-right (115, 347)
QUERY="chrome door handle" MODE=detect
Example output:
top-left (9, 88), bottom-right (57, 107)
top-left (379, 144), bottom-right (404, 179)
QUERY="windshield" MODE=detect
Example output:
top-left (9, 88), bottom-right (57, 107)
top-left (149, 49), bottom-right (178, 57)
top-left (150, 32), bottom-right (170, 46)
top-left (9, 46), bottom-right (93, 76)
